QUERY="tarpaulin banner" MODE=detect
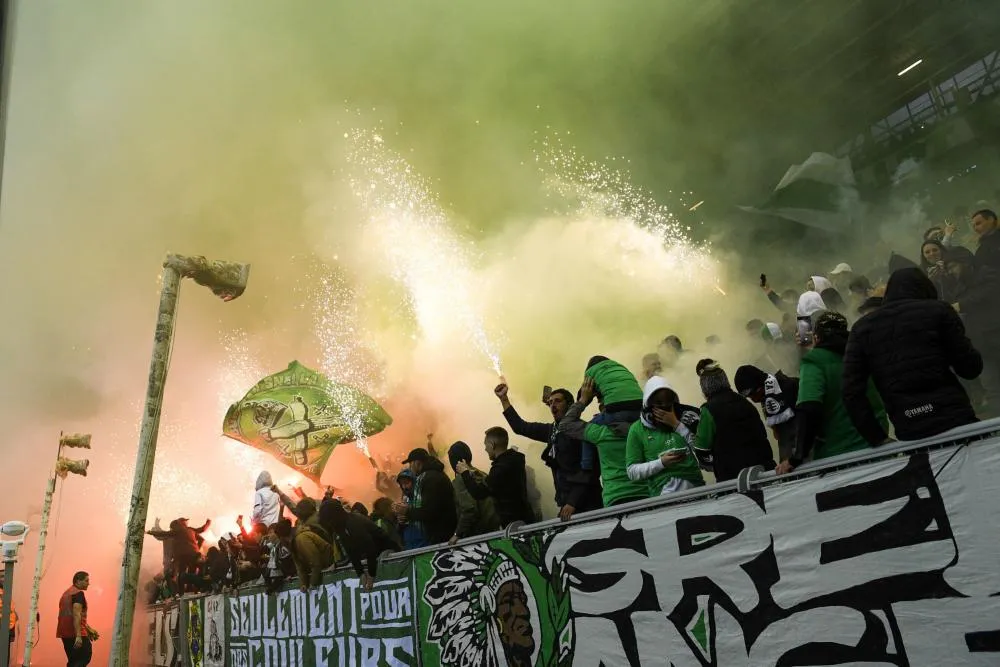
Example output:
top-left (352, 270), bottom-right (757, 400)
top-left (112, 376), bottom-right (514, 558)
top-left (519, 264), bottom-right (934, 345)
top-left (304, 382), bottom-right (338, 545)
top-left (414, 442), bottom-right (1000, 665)
top-left (148, 438), bottom-right (1000, 665)
top-left (148, 560), bottom-right (416, 667)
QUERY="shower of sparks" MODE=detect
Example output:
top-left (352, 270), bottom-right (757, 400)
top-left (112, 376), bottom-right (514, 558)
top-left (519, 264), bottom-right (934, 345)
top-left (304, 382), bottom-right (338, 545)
top-left (344, 128), bottom-right (504, 374)
top-left (294, 260), bottom-right (387, 460)
top-left (217, 330), bottom-right (274, 482)
top-left (104, 405), bottom-right (231, 526)
top-left (533, 131), bottom-right (714, 278)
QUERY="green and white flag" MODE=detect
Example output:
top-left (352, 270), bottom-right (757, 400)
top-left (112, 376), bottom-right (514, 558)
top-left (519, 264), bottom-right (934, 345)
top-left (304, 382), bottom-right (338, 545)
top-left (740, 152), bottom-right (858, 232)
top-left (222, 361), bottom-right (392, 482)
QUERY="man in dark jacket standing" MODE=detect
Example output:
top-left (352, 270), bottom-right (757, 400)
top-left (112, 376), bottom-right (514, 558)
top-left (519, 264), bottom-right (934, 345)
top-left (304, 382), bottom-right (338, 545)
top-left (495, 381), bottom-right (602, 521)
top-left (457, 427), bottom-right (535, 527)
top-left (393, 448), bottom-right (457, 546)
top-left (947, 247), bottom-right (1000, 416)
top-left (843, 267), bottom-right (983, 443)
top-left (972, 209), bottom-right (1000, 272)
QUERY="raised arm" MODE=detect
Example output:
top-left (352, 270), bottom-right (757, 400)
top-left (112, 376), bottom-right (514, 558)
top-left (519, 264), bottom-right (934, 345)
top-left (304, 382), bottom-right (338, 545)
top-left (497, 382), bottom-right (553, 443)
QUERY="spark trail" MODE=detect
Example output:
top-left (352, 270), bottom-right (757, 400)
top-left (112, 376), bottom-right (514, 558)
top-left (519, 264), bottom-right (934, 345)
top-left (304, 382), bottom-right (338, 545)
top-left (344, 129), bottom-right (504, 376)
top-left (534, 131), bottom-right (714, 281)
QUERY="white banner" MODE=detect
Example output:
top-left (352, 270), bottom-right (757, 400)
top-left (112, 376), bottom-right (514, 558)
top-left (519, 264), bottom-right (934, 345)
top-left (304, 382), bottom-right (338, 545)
top-left (204, 595), bottom-right (225, 667)
top-left (419, 440), bottom-right (1000, 665)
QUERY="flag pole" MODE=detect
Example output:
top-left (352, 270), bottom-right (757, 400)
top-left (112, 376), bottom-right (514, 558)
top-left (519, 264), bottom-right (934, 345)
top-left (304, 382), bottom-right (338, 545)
top-left (108, 255), bottom-right (248, 667)
top-left (21, 433), bottom-right (90, 667)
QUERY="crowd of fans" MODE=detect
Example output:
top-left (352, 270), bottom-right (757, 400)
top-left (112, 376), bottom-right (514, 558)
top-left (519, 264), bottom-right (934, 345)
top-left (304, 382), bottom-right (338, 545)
top-left (145, 207), bottom-right (1000, 600)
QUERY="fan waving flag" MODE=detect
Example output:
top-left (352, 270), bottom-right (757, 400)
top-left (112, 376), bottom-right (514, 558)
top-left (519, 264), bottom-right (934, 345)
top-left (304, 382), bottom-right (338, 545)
top-left (222, 361), bottom-right (392, 483)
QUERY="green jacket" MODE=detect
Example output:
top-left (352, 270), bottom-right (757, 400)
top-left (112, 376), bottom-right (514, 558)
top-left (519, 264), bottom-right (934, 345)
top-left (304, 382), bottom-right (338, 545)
top-left (798, 346), bottom-right (888, 460)
top-left (291, 521), bottom-right (335, 587)
top-left (452, 467), bottom-right (500, 538)
top-left (559, 401), bottom-right (648, 506)
top-left (585, 359), bottom-right (643, 407)
top-left (625, 421), bottom-right (704, 496)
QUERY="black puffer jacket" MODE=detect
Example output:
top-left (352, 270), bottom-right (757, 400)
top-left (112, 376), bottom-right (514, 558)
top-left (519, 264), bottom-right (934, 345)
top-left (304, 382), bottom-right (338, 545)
top-left (843, 268), bottom-right (983, 443)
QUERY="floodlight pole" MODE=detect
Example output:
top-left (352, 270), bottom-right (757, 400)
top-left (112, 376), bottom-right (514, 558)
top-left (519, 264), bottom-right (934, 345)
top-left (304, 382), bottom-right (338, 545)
top-left (0, 557), bottom-right (14, 667)
top-left (20, 474), bottom-right (52, 667)
top-left (0, 0), bottom-right (20, 207)
top-left (108, 254), bottom-right (249, 667)
top-left (22, 432), bottom-right (91, 667)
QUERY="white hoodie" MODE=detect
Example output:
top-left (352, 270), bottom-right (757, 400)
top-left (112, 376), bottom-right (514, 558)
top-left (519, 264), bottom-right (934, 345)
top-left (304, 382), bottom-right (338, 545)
top-left (796, 291), bottom-right (827, 318)
top-left (628, 376), bottom-right (700, 495)
top-left (810, 275), bottom-right (833, 293)
top-left (252, 471), bottom-right (281, 527)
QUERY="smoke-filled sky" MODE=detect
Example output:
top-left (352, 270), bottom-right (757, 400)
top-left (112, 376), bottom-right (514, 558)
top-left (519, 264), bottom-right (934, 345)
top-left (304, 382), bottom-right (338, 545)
top-left (0, 1), bottom-right (973, 663)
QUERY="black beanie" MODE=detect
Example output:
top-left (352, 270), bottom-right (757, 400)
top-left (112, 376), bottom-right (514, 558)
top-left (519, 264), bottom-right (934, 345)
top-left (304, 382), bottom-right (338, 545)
top-left (447, 441), bottom-right (473, 472)
top-left (734, 365), bottom-right (768, 395)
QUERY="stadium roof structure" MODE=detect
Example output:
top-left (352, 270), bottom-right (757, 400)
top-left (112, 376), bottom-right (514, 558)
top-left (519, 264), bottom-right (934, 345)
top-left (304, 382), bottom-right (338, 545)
top-left (662, 0), bottom-right (1000, 207)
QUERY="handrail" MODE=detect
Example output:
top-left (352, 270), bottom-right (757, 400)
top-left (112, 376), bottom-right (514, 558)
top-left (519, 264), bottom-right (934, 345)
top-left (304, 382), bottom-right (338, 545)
top-left (383, 416), bottom-right (1000, 560)
top-left (144, 416), bottom-right (1000, 600)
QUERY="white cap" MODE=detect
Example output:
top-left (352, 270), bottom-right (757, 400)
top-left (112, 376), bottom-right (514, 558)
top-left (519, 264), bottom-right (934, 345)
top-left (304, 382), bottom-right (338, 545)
top-left (830, 262), bottom-right (853, 275)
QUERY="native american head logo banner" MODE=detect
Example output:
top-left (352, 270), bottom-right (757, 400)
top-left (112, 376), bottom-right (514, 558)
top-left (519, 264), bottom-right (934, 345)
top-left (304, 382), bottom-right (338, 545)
top-left (418, 536), bottom-right (573, 667)
top-left (222, 361), bottom-right (392, 482)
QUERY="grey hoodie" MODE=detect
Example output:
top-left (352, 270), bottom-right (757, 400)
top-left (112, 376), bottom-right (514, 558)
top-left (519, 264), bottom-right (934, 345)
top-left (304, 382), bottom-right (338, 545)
top-left (252, 471), bottom-right (281, 527)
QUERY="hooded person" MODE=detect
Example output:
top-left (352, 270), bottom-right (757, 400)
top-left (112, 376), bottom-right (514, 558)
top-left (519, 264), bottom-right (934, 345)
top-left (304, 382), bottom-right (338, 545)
top-left (807, 275), bottom-right (834, 294)
top-left (796, 291), bottom-right (827, 348)
top-left (447, 441), bottom-right (500, 543)
top-left (251, 471), bottom-right (281, 527)
top-left (693, 359), bottom-right (775, 482)
top-left (396, 448), bottom-right (457, 545)
top-left (778, 311), bottom-right (889, 475)
top-left (843, 267), bottom-right (982, 443)
top-left (560, 357), bottom-right (649, 507)
top-left (625, 376), bottom-right (705, 496)
top-left (888, 251), bottom-right (920, 275)
top-left (756, 322), bottom-right (800, 374)
top-left (394, 469), bottom-right (427, 550)
top-left (734, 364), bottom-right (799, 461)
top-left (495, 380), bottom-right (603, 521)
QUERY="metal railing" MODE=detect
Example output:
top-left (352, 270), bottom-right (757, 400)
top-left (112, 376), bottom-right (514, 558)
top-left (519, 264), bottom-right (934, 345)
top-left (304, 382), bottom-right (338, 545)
top-left (385, 416), bottom-right (1000, 560)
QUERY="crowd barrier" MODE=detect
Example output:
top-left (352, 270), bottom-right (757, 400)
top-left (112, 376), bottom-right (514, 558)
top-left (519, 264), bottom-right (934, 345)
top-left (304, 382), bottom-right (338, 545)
top-left (147, 418), bottom-right (1000, 666)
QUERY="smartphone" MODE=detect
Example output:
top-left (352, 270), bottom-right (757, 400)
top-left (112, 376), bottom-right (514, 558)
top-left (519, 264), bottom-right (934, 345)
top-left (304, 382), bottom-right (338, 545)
top-left (759, 273), bottom-right (767, 288)
top-left (542, 385), bottom-right (553, 403)
top-left (796, 319), bottom-right (813, 347)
